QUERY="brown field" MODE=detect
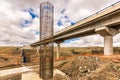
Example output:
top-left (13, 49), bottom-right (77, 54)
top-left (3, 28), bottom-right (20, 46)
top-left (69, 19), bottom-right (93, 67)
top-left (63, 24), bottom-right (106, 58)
top-left (0, 46), bottom-right (120, 80)
top-left (0, 46), bottom-right (119, 68)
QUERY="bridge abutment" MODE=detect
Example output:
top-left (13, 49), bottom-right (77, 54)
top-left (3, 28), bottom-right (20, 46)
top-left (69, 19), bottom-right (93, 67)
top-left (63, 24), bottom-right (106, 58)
top-left (95, 26), bottom-right (119, 55)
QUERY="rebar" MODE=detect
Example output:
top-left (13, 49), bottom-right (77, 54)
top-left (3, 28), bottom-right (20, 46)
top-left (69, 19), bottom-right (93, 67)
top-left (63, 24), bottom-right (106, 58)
top-left (40, 1), bottom-right (54, 80)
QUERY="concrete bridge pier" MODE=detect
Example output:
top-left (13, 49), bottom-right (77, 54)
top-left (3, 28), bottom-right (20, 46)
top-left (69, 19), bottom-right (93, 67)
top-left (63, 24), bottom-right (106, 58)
top-left (95, 26), bottom-right (119, 55)
top-left (104, 36), bottom-right (113, 55)
top-left (37, 46), bottom-right (40, 53)
top-left (55, 41), bottom-right (63, 60)
top-left (56, 42), bottom-right (60, 60)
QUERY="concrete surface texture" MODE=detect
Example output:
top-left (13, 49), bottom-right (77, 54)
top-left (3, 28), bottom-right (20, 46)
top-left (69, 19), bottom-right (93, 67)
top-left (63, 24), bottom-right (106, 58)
top-left (22, 72), bottom-right (42, 80)
top-left (0, 65), bottom-right (67, 80)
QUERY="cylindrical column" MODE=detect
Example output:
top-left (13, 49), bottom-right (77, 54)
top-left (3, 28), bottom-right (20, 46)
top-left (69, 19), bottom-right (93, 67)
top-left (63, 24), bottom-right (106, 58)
top-left (40, 1), bottom-right (54, 79)
top-left (44, 45), bottom-right (46, 55)
top-left (37, 46), bottom-right (40, 53)
top-left (56, 42), bottom-right (60, 60)
top-left (40, 45), bottom-right (46, 78)
top-left (104, 36), bottom-right (113, 55)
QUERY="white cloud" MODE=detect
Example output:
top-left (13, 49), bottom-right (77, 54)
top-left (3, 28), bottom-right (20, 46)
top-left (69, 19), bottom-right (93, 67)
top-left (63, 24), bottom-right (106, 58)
top-left (62, 33), bottom-right (120, 47)
top-left (63, 0), bottom-right (120, 22)
top-left (24, 17), bottom-right (39, 32)
top-left (0, 0), bottom-right (120, 46)
top-left (0, 0), bottom-right (35, 46)
top-left (61, 35), bottom-right (103, 47)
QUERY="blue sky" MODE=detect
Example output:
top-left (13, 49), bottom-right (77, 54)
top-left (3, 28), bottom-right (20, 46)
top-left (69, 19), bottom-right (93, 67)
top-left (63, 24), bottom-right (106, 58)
top-left (0, 0), bottom-right (120, 46)
top-left (21, 8), bottom-right (38, 27)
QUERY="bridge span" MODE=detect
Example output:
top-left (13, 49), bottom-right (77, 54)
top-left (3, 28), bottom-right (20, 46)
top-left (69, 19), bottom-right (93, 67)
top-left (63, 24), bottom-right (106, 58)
top-left (31, 1), bottom-right (120, 58)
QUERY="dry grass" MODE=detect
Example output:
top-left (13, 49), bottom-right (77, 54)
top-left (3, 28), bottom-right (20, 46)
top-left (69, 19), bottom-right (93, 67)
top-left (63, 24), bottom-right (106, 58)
top-left (0, 46), bottom-right (119, 69)
top-left (0, 46), bottom-right (119, 80)
top-left (54, 47), bottom-right (120, 57)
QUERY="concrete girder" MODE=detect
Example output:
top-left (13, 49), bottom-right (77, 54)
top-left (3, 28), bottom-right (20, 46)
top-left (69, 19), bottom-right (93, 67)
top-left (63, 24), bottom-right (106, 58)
top-left (95, 26), bottom-right (119, 37)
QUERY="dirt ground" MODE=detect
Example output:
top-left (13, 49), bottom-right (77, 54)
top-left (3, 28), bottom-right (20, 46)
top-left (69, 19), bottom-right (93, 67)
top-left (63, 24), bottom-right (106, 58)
top-left (53, 55), bottom-right (120, 80)
top-left (0, 55), bottom-right (120, 80)
top-left (0, 47), bottom-right (120, 80)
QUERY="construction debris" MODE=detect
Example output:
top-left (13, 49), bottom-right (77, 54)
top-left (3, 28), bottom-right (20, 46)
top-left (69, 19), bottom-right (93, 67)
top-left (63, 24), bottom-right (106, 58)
top-left (53, 56), bottom-right (120, 80)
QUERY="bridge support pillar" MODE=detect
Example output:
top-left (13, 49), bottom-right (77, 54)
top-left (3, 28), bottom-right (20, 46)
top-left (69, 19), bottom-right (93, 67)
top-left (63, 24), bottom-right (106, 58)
top-left (95, 26), bottom-right (119, 55)
top-left (104, 36), bottom-right (113, 55)
top-left (56, 42), bottom-right (60, 60)
top-left (55, 41), bottom-right (63, 60)
top-left (37, 46), bottom-right (40, 53)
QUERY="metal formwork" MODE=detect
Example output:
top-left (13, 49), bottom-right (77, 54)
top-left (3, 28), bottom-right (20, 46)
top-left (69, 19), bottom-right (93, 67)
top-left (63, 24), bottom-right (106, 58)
top-left (40, 1), bottom-right (54, 79)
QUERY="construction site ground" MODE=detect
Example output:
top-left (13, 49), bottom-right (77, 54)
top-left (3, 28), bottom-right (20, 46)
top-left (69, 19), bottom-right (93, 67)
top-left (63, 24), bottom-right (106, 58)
top-left (0, 53), bottom-right (120, 80)
top-left (0, 46), bottom-right (120, 80)
top-left (53, 54), bottom-right (120, 80)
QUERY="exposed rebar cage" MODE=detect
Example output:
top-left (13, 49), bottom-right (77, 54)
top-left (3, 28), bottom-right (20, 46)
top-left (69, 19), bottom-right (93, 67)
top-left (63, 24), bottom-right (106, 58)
top-left (40, 1), bottom-right (54, 79)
